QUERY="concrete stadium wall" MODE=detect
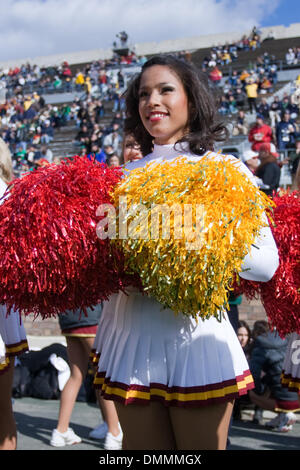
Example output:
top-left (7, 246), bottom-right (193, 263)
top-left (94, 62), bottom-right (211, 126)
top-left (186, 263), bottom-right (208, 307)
top-left (1, 23), bottom-right (299, 70)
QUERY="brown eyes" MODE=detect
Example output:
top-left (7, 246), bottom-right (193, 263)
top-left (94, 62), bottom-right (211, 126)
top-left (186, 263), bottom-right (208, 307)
top-left (138, 87), bottom-right (174, 99)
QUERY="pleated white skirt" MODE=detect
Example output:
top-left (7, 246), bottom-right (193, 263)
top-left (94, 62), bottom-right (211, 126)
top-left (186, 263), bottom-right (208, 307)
top-left (93, 290), bottom-right (254, 407)
top-left (0, 305), bottom-right (28, 375)
top-left (281, 332), bottom-right (300, 393)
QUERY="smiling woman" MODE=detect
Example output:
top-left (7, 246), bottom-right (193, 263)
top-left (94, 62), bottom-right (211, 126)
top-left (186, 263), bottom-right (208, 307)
top-left (92, 54), bottom-right (279, 451)
top-left (124, 54), bottom-right (228, 156)
top-left (138, 65), bottom-right (189, 145)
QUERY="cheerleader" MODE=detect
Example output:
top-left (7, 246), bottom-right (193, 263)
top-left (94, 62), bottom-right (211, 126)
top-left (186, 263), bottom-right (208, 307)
top-left (0, 138), bottom-right (28, 449)
top-left (281, 332), bottom-right (300, 406)
top-left (280, 162), bottom-right (300, 405)
top-left (93, 55), bottom-right (279, 450)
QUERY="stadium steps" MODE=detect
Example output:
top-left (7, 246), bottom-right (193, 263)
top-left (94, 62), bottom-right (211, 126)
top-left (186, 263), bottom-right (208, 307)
top-left (48, 101), bottom-right (117, 158)
top-left (191, 36), bottom-right (300, 73)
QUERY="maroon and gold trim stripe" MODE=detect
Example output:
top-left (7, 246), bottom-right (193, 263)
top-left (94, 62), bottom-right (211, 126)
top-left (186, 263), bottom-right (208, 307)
top-left (281, 372), bottom-right (300, 393)
top-left (275, 398), bottom-right (300, 413)
top-left (61, 325), bottom-right (98, 337)
top-left (5, 339), bottom-right (29, 357)
top-left (93, 369), bottom-right (254, 407)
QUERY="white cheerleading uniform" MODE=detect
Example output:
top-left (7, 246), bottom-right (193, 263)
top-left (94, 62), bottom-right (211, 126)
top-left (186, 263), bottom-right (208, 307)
top-left (281, 332), bottom-right (300, 394)
top-left (0, 178), bottom-right (28, 375)
top-left (93, 144), bottom-right (279, 407)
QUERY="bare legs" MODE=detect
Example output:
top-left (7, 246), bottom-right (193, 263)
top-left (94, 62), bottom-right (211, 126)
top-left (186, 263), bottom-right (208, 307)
top-left (0, 361), bottom-right (17, 450)
top-left (56, 336), bottom-right (95, 433)
top-left (115, 399), bottom-right (234, 450)
top-left (56, 336), bottom-right (120, 438)
top-left (97, 392), bottom-right (120, 437)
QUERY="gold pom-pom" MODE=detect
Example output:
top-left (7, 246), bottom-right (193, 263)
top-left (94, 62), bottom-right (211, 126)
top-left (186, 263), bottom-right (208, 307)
top-left (110, 154), bottom-right (274, 320)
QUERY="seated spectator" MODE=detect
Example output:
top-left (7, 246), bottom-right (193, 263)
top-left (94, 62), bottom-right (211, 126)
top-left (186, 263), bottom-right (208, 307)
top-left (74, 124), bottom-right (90, 148)
top-left (53, 76), bottom-right (62, 89)
top-left (239, 69), bottom-right (250, 85)
top-left (243, 147), bottom-right (273, 191)
top-left (288, 136), bottom-right (300, 189)
top-left (53, 156), bottom-right (62, 165)
top-left (40, 120), bottom-right (54, 144)
top-left (26, 144), bottom-right (40, 166)
top-left (122, 133), bottom-right (143, 163)
top-left (280, 96), bottom-right (293, 117)
top-left (218, 96), bottom-right (229, 115)
top-left (233, 320), bottom-right (253, 420)
top-left (234, 88), bottom-right (247, 110)
top-left (255, 143), bottom-right (281, 196)
top-left (31, 126), bottom-right (42, 145)
top-left (103, 124), bottom-right (122, 154)
top-left (286, 48), bottom-right (296, 66)
top-left (75, 70), bottom-right (85, 90)
top-left (276, 111), bottom-right (297, 150)
top-left (107, 154), bottom-right (120, 168)
top-left (248, 114), bottom-right (273, 152)
top-left (221, 50), bottom-right (231, 65)
top-left (259, 76), bottom-right (273, 94)
top-left (39, 145), bottom-right (53, 163)
top-left (87, 143), bottom-right (106, 163)
top-left (257, 98), bottom-right (270, 121)
top-left (208, 66), bottom-right (222, 85)
top-left (14, 145), bottom-right (26, 161)
top-left (249, 321), bottom-right (299, 432)
top-left (110, 112), bottom-right (123, 129)
top-left (269, 96), bottom-right (282, 128)
top-left (268, 65), bottom-right (278, 86)
top-left (228, 95), bottom-right (238, 114)
top-left (242, 149), bottom-right (260, 174)
top-left (228, 70), bottom-right (239, 88)
top-left (103, 144), bottom-right (115, 161)
top-left (232, 110), bottom-right (248, 136)
top-left (79, 146), bottom-right (87, 157)
top-left (289, 102), bottom-right (299, 121)
top-left (89, 128), bottom-right (103, 149)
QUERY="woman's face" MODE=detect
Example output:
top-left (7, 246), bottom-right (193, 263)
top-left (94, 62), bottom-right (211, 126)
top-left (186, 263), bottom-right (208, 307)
top-left (123, 135), bottom-right (143, 162)
top-left (237, 327), bottom-right (249, 348)
top-left (138, 65), bottom-right (189, 145)
top-left (109, 156), bottom-right (120, 167)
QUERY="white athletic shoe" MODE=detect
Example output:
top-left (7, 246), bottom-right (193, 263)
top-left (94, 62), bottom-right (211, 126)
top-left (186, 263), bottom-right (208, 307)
top-left (104, 423), bottom-right (123, 450)
top-left (266, 412), bottom-right (297, 432)
top-left (265, 413), bottom-right (281, 429)
top-left (89, 421), bottom-right (108, 440)
top-left (50, 427), bottom-right (82, 447)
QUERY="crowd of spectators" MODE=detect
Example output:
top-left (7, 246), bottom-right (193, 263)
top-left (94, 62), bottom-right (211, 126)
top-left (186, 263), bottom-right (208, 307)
top-left (0, 53), bottom-right (145, 99)
top-left (0, 51), bottom-right (140, 175)
top-left (0, 91), bottom-right (73, 174)
top-left (1, 30), bottom-right (300, 181)
top-left (202, 26), bottom-right (262, 71)
top-left (214, 53), bottom-right (279, 117)
top-left (71, 95), bottom-right (124, 168)
top-left (285, 47), bottom-right (300, 66)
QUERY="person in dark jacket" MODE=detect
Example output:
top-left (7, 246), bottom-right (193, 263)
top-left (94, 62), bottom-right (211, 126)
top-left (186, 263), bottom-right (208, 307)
top-left (249, 321), bottom-right (299, 432)
top-left (255, 143), bottom-right (281, 196)
top-left (276, 111), bottom-right (297, 150)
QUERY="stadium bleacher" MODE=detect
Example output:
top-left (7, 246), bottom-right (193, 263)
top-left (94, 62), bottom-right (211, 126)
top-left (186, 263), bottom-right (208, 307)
top-left (0, 28), bottom-right (299, 168)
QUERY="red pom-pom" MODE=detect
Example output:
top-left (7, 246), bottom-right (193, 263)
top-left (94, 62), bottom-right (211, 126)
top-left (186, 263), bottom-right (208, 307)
top-left (238, 191), bottom-right (300, 337)
top-left (0, 156), bottom-right (139, 318)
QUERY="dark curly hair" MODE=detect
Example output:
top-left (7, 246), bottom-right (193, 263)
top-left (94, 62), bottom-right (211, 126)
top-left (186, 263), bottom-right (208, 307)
top-left (124, 54), bottom-right (228, 156)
